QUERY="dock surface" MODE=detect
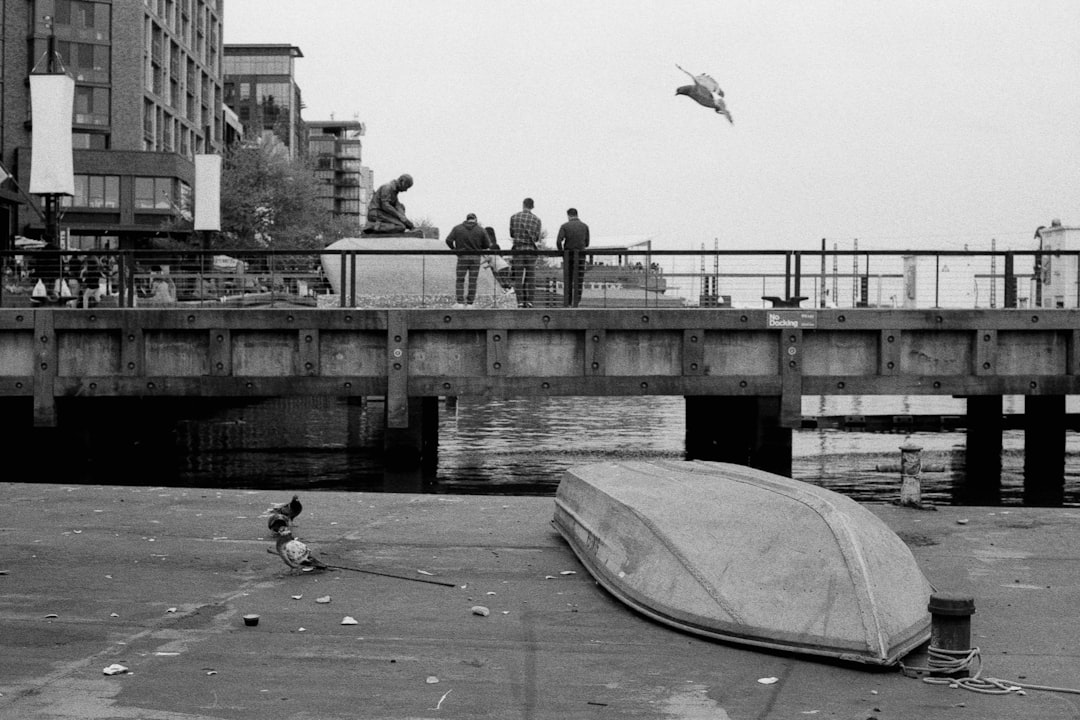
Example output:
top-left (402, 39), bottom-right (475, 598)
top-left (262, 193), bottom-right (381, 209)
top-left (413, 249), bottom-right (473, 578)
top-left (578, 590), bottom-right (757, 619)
top-left (1, 482), bottom-right (1078, 719)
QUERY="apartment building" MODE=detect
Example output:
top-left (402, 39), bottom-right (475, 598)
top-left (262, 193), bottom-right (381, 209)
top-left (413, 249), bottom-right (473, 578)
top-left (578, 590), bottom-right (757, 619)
top-left (222, 43), bottom-right (304, 158)
top-left (0, 0), bottom-right (226, 252)
top-left (306, 119), bottom-right (373, 233)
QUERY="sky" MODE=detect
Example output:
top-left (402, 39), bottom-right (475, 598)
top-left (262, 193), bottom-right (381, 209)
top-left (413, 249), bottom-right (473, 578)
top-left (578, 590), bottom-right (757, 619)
top-left (224, 0), bottom-right (1080, 252)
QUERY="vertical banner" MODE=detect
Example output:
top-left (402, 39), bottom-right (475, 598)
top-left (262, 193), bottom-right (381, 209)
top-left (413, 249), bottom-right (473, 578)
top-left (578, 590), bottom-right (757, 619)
top-left (193, 154), bottom-right (221, 231)
top-left (28, 74), bottom-right (75, 195)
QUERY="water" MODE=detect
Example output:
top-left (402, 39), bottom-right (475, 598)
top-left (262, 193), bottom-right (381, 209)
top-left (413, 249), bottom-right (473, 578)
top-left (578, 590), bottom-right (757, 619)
top-left (107, 394), bottom-right (1080, 506)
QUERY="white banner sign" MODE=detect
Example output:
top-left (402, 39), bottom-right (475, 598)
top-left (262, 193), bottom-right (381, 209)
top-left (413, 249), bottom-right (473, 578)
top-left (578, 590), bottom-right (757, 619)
top-left (29, 74), bottom-right (75, 196)
top-left (194, 154), bottom-right (221, 231)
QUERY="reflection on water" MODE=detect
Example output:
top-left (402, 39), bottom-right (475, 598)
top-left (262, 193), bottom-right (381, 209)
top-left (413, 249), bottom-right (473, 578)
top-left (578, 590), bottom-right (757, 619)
top-left (146, 395), bottom-right (1080, 506)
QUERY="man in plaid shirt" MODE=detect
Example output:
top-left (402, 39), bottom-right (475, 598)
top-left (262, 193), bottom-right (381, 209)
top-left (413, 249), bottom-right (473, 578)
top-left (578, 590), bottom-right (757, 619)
top-left (509, 198), bottom-right (542, 308)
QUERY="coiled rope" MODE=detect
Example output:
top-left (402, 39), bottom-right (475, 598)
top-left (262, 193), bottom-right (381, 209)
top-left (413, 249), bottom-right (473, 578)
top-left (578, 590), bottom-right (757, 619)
top-left (900, 646), bottom-right (1080, 695)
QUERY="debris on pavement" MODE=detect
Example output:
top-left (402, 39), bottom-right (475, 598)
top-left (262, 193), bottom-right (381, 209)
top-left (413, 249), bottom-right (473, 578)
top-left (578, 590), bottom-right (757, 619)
top-left (471, 605), bottom-right (490, 617)
top-left (341, 616), bottom-right (358, 625)
top-left (758, 677), bottom-right (779, 685)
top-left (315, 595), bottom-right (331, 603)
top-left (103, 664), bottom-right (129, 675)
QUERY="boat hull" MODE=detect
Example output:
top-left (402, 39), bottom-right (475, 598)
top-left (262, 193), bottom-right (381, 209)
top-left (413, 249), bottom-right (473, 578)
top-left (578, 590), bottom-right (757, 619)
top-left (552, 460), bottom-right (932, 665)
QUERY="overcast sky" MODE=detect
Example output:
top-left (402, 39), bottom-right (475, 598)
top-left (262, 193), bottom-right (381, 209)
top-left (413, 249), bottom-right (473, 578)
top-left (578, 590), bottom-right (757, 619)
top-left (224, 0), bottom-right (1080, 251)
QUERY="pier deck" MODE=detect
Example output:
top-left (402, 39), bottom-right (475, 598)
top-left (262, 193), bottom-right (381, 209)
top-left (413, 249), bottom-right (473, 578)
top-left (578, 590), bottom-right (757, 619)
top-left (1, 482), bottom-right (1077, 719)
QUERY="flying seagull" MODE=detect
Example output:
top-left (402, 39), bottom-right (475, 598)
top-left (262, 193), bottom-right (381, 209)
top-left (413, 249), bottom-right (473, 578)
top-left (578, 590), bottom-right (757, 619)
top-left (675, 64), bottom-right (733, 124)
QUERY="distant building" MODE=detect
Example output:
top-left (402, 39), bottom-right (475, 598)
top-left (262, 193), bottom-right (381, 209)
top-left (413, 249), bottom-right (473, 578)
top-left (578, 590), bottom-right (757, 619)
top-left (222, 44), bottom-right (305, 158)
top-left (0, 1), bottom-right (226, 251)
top-left (306, 120), bottom-right (374, 232)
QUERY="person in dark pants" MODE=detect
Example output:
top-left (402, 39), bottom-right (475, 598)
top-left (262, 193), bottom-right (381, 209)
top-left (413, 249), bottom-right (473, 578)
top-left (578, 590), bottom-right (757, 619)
top-left (445, 213), bottom-right (490, 307)
top-left (556, 208), bottom-right (589, 307)
top-left (509, 197), bottom-right (542, 308)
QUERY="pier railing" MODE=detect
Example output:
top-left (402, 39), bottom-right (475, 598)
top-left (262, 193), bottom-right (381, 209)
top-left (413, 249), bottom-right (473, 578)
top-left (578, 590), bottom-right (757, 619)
top-left (1, 247), bottom-right (1074, 310)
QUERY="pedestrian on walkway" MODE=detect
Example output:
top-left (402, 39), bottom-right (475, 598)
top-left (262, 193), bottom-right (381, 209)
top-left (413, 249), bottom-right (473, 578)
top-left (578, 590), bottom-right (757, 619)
top-left (445, 213), bottom-right (490, 307)
top-left (556, 208), bottom-right (589, 307)
top-left (509, 197), bottom-right (542, 308)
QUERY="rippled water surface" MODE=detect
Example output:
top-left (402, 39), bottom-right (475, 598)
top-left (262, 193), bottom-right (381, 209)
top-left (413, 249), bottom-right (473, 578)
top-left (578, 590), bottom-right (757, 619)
top-left (140, 394), bottom-right (1080, 506)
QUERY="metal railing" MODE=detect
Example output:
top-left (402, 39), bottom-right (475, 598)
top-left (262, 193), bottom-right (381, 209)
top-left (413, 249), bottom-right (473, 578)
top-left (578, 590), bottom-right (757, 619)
top-left (1, 247), bottom-right (1074, 310)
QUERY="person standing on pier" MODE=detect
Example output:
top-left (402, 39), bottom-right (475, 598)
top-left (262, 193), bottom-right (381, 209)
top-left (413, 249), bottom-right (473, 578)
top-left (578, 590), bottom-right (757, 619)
top-left (445, 213), bottom-right (491, 307)
top-left (509, 197), bottom-right (542, 308)
top-left (556, 208), bottom-right (589, 307)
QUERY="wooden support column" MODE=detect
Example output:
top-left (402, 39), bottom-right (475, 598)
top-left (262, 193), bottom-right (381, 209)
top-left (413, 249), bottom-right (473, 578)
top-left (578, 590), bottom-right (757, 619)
top-left (1024, 394), bottom-right (1065, 506)
top-left (386, 310), bottom-right (408, 429)
top-left (33, 310), bottom-right (57, 427)
top-left (962, 395), bottom-right (1002, 505)
top-left (685, 396), bottom-right (792, 477)
top-left (384, 396), bottom-right (438, 470)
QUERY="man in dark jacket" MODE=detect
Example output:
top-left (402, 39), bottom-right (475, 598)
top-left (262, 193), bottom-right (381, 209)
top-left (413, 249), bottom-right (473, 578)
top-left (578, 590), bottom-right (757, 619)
top-left (445, 213), bottom-right (490, 307)
top-left (556, 208), bottom-right (590, 307)
top-left (363, 174), bottom-right (416, 235)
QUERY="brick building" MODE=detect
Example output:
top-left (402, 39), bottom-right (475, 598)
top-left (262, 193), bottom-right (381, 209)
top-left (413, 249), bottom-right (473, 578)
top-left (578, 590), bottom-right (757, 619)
top-left (0, 0), bottom-right (225, 252)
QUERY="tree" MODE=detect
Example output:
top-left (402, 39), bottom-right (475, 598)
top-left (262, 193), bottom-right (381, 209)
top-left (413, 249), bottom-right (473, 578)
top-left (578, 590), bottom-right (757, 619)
top-left (218, 134), bottom-right (354, 251)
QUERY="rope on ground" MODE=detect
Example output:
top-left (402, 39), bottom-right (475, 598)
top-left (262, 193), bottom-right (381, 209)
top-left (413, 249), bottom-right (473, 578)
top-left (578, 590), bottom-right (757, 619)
top-left (900, 646), bottom-right (1080, 696)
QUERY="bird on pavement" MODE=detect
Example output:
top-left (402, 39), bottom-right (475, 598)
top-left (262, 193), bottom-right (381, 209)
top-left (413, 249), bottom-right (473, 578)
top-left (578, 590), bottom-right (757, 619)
top-left (274, 530), bottom-right (329, 573)
top-left (267, 512), bottom-right (290, 536)
top-left (675, 64), bottom-right (733, 124)
top-left (267, 494), bottom-right (302, 529)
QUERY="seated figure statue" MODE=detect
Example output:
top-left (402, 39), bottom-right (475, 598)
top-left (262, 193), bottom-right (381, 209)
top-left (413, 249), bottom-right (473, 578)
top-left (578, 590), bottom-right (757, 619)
top-left (362, 173), bottom-right (423, 236)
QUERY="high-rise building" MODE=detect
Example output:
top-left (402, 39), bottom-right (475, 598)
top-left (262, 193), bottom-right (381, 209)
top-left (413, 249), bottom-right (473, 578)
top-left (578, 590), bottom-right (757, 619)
top-left (222, 44), bottom-right (304, 157)
top-left (306, 120), bottom-right (373, 232)
top-left (0, 0), bottom-right (226, 252)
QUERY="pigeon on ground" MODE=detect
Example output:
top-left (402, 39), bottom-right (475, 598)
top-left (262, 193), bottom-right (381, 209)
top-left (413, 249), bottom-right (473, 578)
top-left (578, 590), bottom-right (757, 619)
top-left (274, 531), bottom-right (328, 573)
top-left (267, 495), bottom-right (302, 528)
top-left (267, 512), bottom-right (290, 536)
top-left (675, 64), bottom-right (733, 124)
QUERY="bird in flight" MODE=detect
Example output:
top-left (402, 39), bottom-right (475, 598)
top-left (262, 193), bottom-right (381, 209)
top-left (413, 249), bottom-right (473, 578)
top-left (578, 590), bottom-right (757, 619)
top-left (675, 64), bottom-right (733, 124)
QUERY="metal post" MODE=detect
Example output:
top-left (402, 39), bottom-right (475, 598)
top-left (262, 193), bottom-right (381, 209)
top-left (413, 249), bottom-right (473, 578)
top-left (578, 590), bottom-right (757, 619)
top-left (899, 442), bottom-right (923, 507)
top-left (1004, 252), bottom-right (1016, 308)
top-left (928, 593), bottom-right (976, 677)
top-left (819, 239), bottom-right (826, 308)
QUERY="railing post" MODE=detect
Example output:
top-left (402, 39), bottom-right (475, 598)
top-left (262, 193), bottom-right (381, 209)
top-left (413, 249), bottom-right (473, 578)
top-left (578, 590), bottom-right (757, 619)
top-left (1004, 252), bottom-right (1016, 308)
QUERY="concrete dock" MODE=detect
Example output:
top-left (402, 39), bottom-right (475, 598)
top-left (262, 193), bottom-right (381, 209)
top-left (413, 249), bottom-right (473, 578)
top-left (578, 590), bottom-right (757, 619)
top-left (0, 482), bottom-right (1078, 719)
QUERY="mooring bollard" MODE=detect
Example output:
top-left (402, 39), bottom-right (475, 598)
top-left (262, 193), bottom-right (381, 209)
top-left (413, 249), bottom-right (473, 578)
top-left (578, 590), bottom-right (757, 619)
top-left (899, 442), bottom-right (923, 507)
top-left (928, 592), bottom-right (976, 677)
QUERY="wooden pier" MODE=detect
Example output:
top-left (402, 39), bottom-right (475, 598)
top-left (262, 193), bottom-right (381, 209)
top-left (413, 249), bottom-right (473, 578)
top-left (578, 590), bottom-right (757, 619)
top-left (1, 306), bottom-right (1077, 502)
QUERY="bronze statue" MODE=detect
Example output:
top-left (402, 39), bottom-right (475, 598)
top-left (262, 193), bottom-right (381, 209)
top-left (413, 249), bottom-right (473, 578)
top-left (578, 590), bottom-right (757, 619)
top-left (362, 173), bottom-right (421, 236)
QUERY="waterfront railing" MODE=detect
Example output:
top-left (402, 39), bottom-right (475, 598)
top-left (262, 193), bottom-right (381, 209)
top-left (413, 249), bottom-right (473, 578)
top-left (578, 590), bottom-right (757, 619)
top-left (0, 247), bottom-right (1074, 310)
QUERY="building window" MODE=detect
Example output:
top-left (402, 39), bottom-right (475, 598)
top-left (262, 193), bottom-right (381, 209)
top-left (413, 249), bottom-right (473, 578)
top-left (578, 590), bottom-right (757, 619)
top-left (73, 132), bottom-right (108, 149)
top-left (73, 86), bottom-right (110, 126)
top-left (135, 177), bottom-right (175, 209)
top-left (62, 175), bottom-right (120, 208)
top-left (57, 41), bottom-right (110, 83)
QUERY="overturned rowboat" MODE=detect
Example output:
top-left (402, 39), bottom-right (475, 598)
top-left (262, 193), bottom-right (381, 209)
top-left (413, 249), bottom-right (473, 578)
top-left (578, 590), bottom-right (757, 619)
top-left (552, 460), bottom-right (932, 665)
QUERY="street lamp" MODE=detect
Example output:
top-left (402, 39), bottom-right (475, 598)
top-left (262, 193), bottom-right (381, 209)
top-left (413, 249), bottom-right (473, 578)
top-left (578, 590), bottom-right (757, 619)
top-left (28, 16), bottom-right (75, 250)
